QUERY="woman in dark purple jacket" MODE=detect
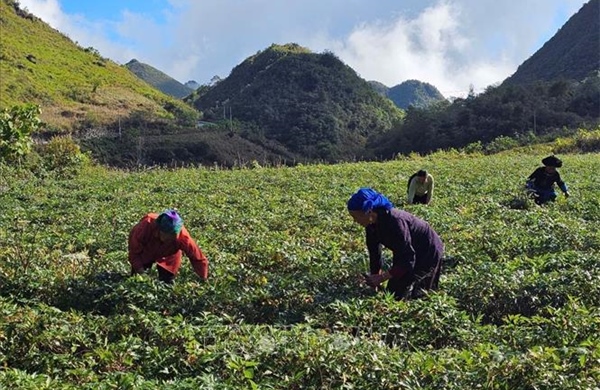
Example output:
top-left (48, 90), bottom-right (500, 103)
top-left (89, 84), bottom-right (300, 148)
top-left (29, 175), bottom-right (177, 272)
top-left (348, 187), bottom-right (444, 300)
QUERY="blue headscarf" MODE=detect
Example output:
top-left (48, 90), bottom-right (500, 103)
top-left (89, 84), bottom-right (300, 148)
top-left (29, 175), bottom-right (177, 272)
top-left (347, 188), bottom-right (393, 212)
top-left (156, 209), bottom-right (184, 234)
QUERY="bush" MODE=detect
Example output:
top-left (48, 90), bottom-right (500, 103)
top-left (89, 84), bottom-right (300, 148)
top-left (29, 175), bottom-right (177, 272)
top-left (462, 140), bottom-right (484, 155)
top-left (553, 128), bottom-right (600, 153)
top-left (36, 136), bottom-right (91, 177)
top-left (0, 104), bottom-right (41, 163)
top-left (485, 135), bottom-right (519, 154)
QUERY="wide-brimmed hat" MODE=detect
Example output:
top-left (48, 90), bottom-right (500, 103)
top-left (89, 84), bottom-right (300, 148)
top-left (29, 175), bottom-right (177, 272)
top-left (542, 155), bottom-right (562, 167)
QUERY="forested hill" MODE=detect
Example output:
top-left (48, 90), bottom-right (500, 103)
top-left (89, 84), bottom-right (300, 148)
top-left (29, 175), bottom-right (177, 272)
top-left (368, 80), bottom-right (446, 109)
top-left (504, 0), bottom-right (599, 85)
top-left (188, 43), bottom-right (404, 161)
top-left (368, 0), bottom-right (600, 159)
top-left (125, 59), bottom-right (193, 99)
top-left (386, 80), bottom-right (445, 109)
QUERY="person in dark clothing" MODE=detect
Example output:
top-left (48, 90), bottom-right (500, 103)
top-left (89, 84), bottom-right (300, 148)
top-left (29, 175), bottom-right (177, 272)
top-left (526, 155), bottom-right (569, 205)
top-left (347, 188), bottom-right (444, 300)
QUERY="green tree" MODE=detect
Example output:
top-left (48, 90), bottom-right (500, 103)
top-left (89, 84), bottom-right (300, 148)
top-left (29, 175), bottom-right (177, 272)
top-left (0, 104), bottom-right (41, 163)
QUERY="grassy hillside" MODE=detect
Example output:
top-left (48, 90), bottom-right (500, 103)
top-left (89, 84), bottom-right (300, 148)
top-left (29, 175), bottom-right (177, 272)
top-left (0, 0), bottom-right (196, 131)
top-left (1, 144), bottom-right (599, 388)
top-left (125, 59), bottom-right (193, 99)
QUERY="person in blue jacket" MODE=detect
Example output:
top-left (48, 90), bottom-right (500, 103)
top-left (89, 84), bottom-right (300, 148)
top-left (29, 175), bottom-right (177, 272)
top-left (347, 187), bottom-right (444, 300)
top-left (526, 155), bottom-right (570, 205)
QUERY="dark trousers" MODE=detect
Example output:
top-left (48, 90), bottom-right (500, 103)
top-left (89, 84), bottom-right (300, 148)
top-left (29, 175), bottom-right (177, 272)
top-left (526, 183), bottom-right (557, 205)
top-left (132, 263), bottom-right (176, 284)
top-left (386, 257), bottom-right (442, 300)
top-left (412, 194), bottom-right (428, 204)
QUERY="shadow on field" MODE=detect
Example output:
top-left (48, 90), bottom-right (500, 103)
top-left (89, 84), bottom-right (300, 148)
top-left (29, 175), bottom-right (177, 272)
top-left (0, 271), bottom-right (129, 315)
top-left (1, 257), bottom-right (462, 324)
top-left (0, 269), bottom-right (378, 325)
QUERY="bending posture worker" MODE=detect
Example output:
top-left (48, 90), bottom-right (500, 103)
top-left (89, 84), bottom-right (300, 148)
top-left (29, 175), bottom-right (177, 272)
top-left (407, 170), bottom-right (434, 205)
top-left (526, 155), bottom-right (569, 205)
top-left (347, 188), bottom-right (444, 300)
top-left (128, 209), bottom-right (209, 283)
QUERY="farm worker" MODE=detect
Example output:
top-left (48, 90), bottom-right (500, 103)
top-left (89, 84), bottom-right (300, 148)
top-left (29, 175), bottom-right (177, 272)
top-left (407, 170), bottom-right (434, 205)
top-left (128, 209), bottom-right (209, 283)
top-left (526, 155), bottom-right (569, 205)
top-left (348, 188), bottom-right (444, 300)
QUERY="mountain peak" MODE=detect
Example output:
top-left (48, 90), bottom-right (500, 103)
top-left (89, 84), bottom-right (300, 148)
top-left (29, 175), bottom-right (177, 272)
top-left (125, 59), bottom-right (193, 98)
top-left (504, 0), bottom-right (600, 85)
top-left (189, 42), bottom-right (403, 161)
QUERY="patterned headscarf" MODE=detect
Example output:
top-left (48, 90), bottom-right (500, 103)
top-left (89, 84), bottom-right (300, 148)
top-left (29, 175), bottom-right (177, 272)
top-left (156, 209), bottom-right (183, 234)
top-left (347, 188), bottom-right (394, 212)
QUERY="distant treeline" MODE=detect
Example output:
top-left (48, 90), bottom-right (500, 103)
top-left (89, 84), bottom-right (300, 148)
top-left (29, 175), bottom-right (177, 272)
top-left (78, 73), bottom-right (599, 168)
top-left (368, 75), bottom-right (600, 159)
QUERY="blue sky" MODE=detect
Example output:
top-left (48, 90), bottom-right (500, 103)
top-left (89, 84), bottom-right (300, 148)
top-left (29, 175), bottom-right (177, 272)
top-left (19, 0), bottom-right (589, 97)
top-left (58, 1), bottom-right (164, 19)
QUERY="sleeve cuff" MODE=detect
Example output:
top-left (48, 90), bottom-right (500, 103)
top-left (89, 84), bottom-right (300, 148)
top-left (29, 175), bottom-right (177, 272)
top-left (193, 262), bottom-right (208, 279)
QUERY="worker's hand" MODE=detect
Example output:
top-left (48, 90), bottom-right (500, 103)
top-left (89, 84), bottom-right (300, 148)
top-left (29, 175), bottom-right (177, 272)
top-left (362, 273), bottom-right (377, 288)
top-left (363, 272), bottom-right (388, 288)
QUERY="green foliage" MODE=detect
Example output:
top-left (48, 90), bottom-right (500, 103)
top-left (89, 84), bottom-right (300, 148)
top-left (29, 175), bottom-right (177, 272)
top-left (163, 100), bottom-right (200, 126)
top-left (553, 127), bottom-right (600, 153)
top-left (462, 140), bottom-right (484, 155)
top-left (36, 135), bottom-right (91, 177)
top-left (0, 149), bottom-right (599, 388)
top-left (0, 103), bottom-right (41, 163)
top-left (485, 135), bottom-right (519, 154)
top-left (371, 78), bottom-right (599, 158)
top-left (386, 79), bottom-right (446, 109)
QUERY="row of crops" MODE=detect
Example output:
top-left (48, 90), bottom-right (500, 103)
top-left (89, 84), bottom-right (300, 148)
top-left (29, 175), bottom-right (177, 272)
top-left (1, 149), bottom-right (599, 388)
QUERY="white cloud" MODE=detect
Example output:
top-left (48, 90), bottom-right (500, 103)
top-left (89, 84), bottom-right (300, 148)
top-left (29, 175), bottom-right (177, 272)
top-left (19, 0), bottom-right (138, 64)
top-left (328, 2), bottom-right (479, 95)
top-left (18, 0), bottom-right (589, 96)
top-left (19, 0), bottom-right (63, 26)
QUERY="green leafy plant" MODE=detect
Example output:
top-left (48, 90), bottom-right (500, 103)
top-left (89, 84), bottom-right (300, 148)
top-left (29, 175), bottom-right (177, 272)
top-left (0, 104), bottom-right (41, 163)
top-left (0, 148), bottom-right (599, 388)
top-left (36, 135), bottom-right (91, 177)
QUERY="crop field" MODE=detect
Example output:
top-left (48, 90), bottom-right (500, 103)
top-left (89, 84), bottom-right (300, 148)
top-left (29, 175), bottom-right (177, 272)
top-left (0, 149), bottom-right (599, 389)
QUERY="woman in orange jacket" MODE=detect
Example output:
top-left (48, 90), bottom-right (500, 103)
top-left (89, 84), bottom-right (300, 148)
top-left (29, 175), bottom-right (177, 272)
top-left (128, 209), bottom-right (209, 283)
